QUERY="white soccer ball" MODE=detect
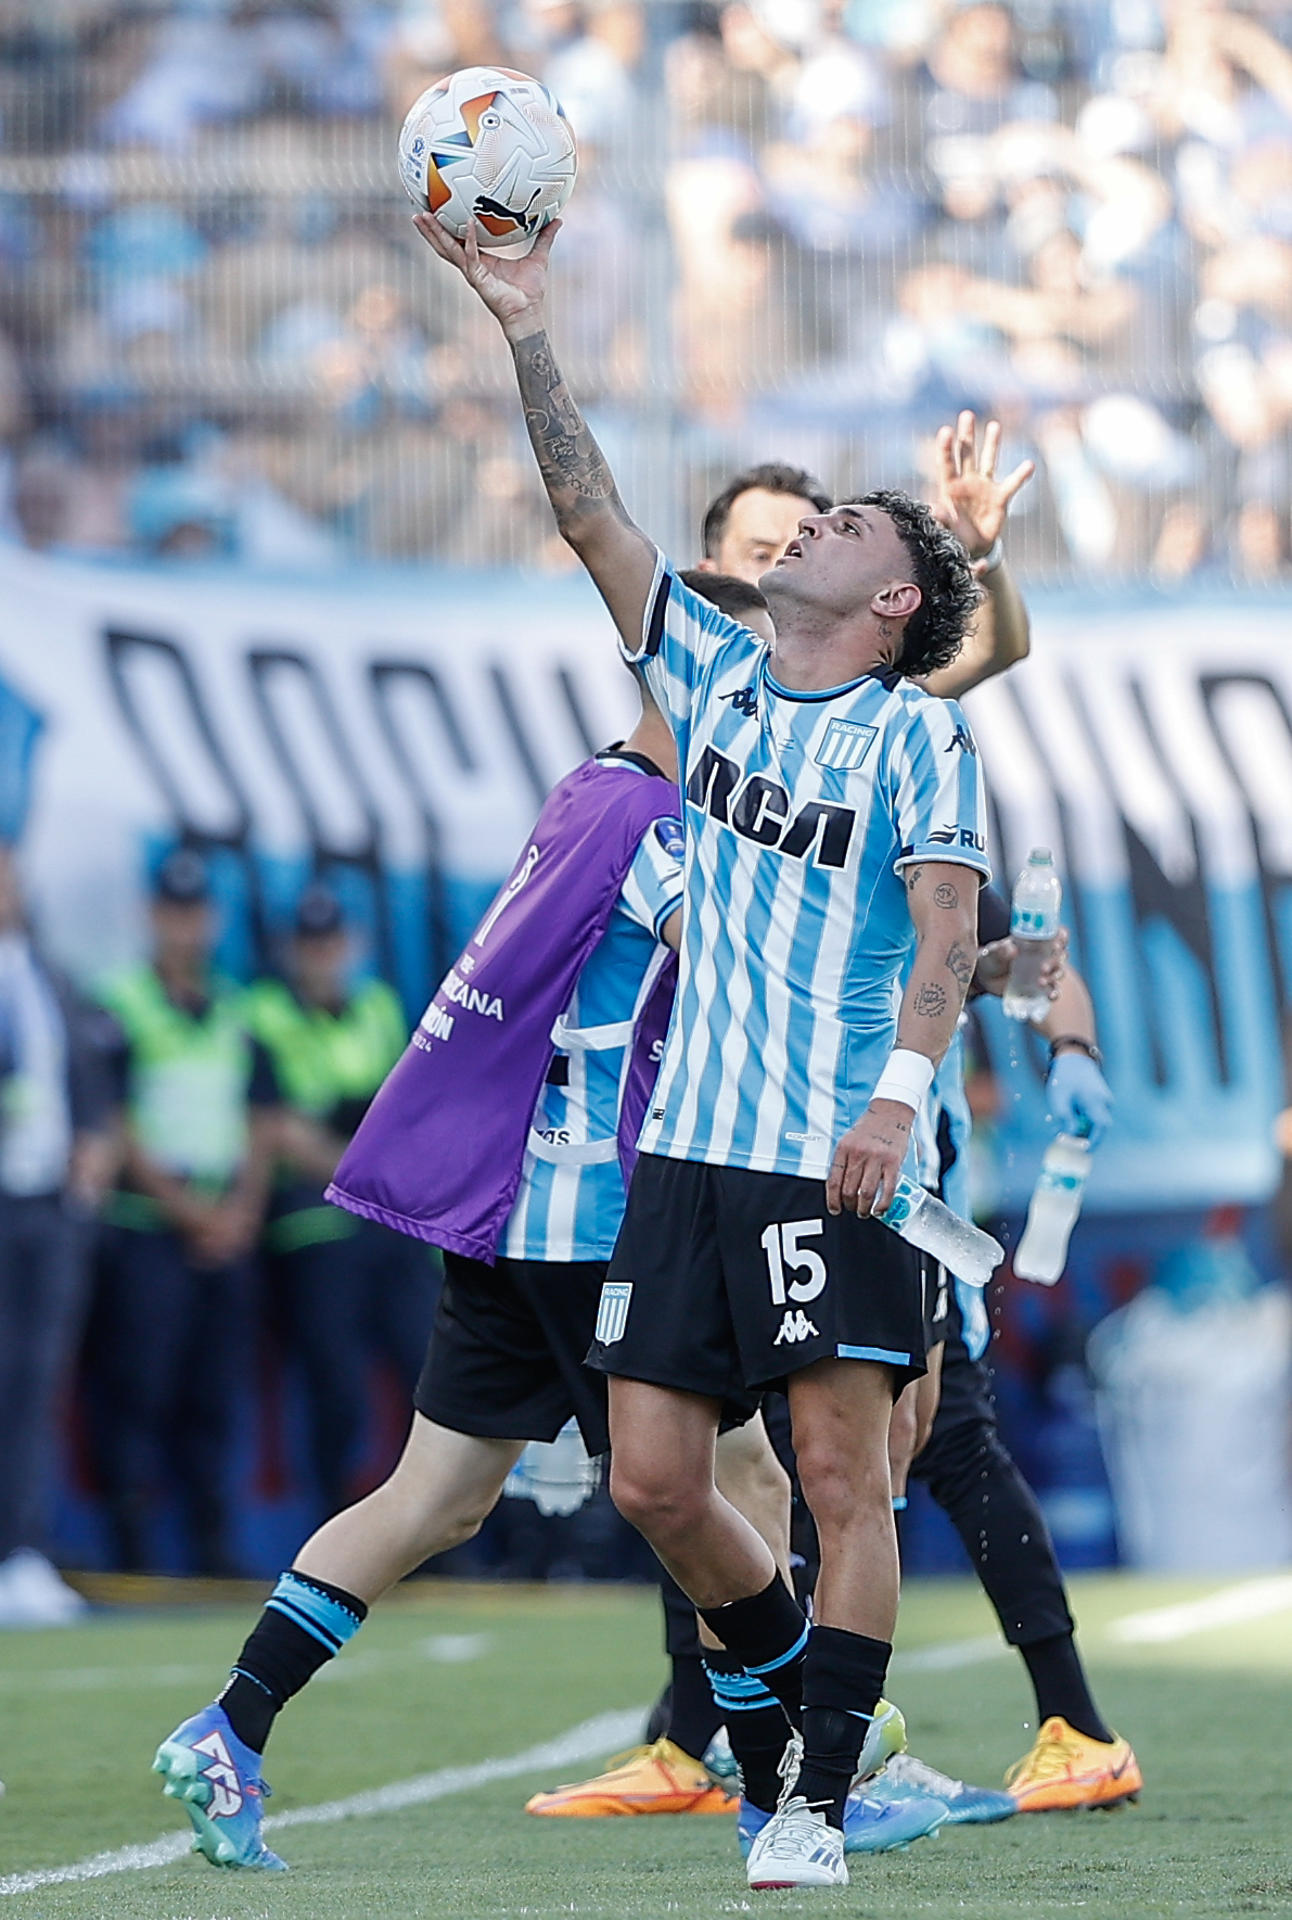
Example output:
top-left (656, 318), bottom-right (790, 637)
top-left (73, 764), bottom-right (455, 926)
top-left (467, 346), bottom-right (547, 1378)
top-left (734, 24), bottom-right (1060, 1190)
top-left (398, 66), bottom-right (577, 254)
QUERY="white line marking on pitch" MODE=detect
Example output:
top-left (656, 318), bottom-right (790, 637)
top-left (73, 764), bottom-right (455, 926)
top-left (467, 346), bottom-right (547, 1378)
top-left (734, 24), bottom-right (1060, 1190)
top-left (1107, 1573), bottom-right (1292, 1644)
top-left (0, 1635), bottom-right (492, 1695)
top-left (892, 1633), bottom-right (1006, 1674)
top-left (0, 1706), bottom-right (644, 1897)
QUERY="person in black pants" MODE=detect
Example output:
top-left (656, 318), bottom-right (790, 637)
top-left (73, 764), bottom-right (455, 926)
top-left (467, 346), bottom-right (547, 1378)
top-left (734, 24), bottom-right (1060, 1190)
top-left (0, 844), bottom-right (115, 1623)
top-left (88, 850), bottom-right (278, 1576)
top-left (245, 885), bottom-right (439, 1517)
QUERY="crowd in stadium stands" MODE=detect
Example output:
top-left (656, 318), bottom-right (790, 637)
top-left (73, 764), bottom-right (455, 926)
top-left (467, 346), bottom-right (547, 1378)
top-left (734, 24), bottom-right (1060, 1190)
top-left (0, 0), bottom-right (1290, 579)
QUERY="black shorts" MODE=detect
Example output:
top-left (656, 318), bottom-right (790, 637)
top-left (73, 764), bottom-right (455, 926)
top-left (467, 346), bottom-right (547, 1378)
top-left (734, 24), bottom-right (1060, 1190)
top-left (588, 1153), bottom-right (925, 1402)
top-left (415, 1252), bottom-right (610, 1456)
top-left (920, 1290), bottom-right (997, 1443)
top-left (922, 1254), bottom-right (952, 1353)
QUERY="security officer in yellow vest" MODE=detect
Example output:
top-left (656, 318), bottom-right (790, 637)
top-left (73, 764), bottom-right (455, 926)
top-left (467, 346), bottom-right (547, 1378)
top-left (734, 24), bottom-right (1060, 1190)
top-left (89, 849), bottom-right (278, 1575)
top-left (244, 884), bottom-right (439, 1518)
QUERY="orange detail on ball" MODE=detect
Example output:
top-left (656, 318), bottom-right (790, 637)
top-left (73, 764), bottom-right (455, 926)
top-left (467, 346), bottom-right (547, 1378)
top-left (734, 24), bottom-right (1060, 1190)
top-left (459, 91), bottom-right (498, 144)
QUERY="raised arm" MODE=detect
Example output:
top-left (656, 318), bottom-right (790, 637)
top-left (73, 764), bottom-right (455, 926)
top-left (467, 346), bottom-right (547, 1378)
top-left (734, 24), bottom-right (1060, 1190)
top-left (920, 412), bottom-right (1034, 699)
top-left (414, 214), bottom-right (657, 644)
top-left (826, 861), bottom-right (980, 1217)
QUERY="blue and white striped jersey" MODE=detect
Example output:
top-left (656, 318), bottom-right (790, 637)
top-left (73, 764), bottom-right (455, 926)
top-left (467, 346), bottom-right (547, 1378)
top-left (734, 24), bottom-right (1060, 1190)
top-left (503, 759), bottom-right (683, 1262)
top-left (625, 557), bottom-right (990, 1182)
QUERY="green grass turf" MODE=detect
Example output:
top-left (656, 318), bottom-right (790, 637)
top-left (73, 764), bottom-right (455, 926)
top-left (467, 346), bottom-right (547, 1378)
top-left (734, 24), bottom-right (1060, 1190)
top-left (2, 1573), bottom-right (1291, 1920)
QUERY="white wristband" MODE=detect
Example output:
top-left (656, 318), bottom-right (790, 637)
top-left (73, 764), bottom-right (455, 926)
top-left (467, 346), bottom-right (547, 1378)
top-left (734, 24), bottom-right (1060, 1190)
top-left (975, 537), bottom-right (1004, 575)
top-left (870, 1048), bottom-right (936, 1113)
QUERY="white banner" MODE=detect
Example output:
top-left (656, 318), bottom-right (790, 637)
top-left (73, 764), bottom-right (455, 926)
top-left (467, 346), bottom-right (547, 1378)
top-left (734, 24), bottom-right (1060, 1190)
top-left (3, 545), bottom-right (1289, 1210)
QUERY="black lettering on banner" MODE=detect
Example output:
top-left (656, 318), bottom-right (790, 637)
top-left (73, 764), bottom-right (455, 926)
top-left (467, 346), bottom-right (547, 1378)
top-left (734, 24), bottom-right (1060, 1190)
top-left (370, 660), bottom-right (477, 989)
top-left (248, 648), bottom-right (394, 980)
top-left (105, 628), bottom-right (270, 960)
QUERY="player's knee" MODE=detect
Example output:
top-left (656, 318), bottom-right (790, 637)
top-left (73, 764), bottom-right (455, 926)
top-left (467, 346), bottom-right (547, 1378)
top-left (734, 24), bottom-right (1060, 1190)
top-left (609, 1455), bottom-right (704, 1545)
top-left (796, 1439), bottom-right (889, 1539)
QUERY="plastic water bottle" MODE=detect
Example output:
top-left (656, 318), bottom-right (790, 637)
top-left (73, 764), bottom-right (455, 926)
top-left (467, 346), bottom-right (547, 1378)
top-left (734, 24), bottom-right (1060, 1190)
top-left (875, 1176), bottom-right (1005, 1289)
top-left (1014, 1134), bottom-right (1091, 1285)
top-left (1002, 848), bottom-right (1062, 1023)
top-left (502, 1421), bottom-right (601, 1517)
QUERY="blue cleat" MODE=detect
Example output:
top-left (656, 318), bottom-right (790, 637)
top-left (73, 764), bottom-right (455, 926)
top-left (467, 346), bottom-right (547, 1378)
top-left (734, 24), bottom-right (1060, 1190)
top-left (843, 1785), bottom-right (947, 1853)
top-left (153, 1703), bottom-right (287, 1870)
top-left (737, 1798), bottom-right (774, 1859)
top-left (869, 1752), bottom-right (1018, 1826)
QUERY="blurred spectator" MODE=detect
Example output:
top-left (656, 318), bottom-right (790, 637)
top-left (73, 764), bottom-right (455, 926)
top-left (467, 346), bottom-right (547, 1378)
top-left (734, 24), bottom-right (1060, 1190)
top-left (86, 850), bottom-right (278, 1574)
top-left (244, 883), bottom-right (438, 1516)
top-left (0, 846), bottom-right (114, 1625)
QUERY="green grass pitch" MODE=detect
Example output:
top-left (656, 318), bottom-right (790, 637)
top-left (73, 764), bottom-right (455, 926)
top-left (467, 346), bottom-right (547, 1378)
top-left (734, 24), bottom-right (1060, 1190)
top-left (2, 1572), bottom-right (1291, 1920)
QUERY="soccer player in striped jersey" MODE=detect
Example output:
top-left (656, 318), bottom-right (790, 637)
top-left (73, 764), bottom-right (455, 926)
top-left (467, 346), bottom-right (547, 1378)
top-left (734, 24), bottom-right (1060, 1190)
top-left (415, 211), bottom-right (993, 1891)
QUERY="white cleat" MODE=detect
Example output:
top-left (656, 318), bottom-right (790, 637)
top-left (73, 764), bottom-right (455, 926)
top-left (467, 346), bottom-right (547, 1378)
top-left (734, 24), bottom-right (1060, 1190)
top-left (746, 1796), bottom-right (848, 1890)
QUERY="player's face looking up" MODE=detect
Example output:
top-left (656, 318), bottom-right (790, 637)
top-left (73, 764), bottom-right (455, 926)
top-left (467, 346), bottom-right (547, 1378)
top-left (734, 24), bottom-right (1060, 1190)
top-left (762, 504), bottom-right (919, 662)
top-left (704, 485), bottom-right (822, 585)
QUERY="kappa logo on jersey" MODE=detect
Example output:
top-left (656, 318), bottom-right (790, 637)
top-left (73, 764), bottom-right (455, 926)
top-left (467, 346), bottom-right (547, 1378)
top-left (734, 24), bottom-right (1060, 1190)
top-left (191, 1728), bottom-right (244, 1819)
top-left (814, 718), bottom-right (877, 772)
top-left (686, 746), bottom-right (856, 869)
top-left (945, 722), bottom-right (976, 756)
top-left (773, 1308), bottom-right (820, 1345)
top-left (722, 685), bottom-right (759, 717)
top-left (928, 823), bottom-right (988, 853)
top-left (595, 1280), bottom-right (633, 1345)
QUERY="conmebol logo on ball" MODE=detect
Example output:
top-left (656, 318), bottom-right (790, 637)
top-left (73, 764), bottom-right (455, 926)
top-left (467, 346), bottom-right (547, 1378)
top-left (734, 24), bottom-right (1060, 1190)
top-left (398, 66), bottom-right (578, 254)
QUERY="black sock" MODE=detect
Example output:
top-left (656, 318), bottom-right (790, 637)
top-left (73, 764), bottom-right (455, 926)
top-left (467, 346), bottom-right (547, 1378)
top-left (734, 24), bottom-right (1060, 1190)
top-left (1021, 1632), bottom-right (1113, 1744)
top-left (697, 1575), bottom-right (807, 1723)
top-left (665, 1654), bottom-right (723, 1764)
top-left (703, 1651), bottom-right (793, 1815)
top-left (794, 1625), bottom-right (892, 1829)
top-left (219, 1569), bottom-right (368, 1754)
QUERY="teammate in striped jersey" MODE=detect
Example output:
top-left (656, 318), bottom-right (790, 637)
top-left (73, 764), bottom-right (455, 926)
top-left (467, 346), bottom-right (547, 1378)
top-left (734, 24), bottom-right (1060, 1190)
top-left (415, 210), bottom-right (994, 1891)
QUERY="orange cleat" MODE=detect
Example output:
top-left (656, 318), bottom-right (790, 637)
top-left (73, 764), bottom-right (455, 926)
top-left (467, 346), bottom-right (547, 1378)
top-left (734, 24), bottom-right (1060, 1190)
top-left (1006, 1717), bottom-right (1143, 1812)
top-left (524, 1737), bottom-right (739, 1817)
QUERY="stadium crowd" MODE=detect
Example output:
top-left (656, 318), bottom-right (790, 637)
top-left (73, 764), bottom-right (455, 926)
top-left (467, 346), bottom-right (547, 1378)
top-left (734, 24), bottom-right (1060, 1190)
top-left (0, 0), bottom-right (1289, 578)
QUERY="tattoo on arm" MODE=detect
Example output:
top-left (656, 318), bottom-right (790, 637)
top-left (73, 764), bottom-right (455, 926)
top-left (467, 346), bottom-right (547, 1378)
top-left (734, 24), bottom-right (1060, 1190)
top-left (914, 982), bottom-right (949, 1017)
top-left (904, 865), bottom-right (924, 892)
top-left (933, 882), bottom-right (960, 909)
top-left (511, 330), bottom-right (627, 537)
top-left (946, 941), bottom-right (975, 988)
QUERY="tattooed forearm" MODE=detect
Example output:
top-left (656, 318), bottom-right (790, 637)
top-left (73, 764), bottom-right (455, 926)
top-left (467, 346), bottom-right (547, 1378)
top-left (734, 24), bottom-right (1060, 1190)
top-left (914, 982), bottom-right (949, 1017)
top-left (946, 940), bottom-right (975, 987)
top-left (511, 330), bottom-right (626, 537)
top-left (933, 882), bottom-right (960, 909)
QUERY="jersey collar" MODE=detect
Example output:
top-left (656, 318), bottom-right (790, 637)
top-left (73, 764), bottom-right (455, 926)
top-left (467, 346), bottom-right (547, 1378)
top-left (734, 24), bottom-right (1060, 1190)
top-left (761, 660), bottom-right (901, 703)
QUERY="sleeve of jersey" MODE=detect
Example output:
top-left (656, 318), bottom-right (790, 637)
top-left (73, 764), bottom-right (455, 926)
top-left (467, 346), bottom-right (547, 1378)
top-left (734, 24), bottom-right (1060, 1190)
top-left (891, 698), bottom-right (992, 881)
top-left (621, 549), bottom-right (758, 736)
top-left (616, 815), bottom-right (685, 940)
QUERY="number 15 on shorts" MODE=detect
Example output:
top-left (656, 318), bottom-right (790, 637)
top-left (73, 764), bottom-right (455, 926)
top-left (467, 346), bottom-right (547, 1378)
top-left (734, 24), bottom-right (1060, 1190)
top-left (760, 1219), bottom-right (828, 1305)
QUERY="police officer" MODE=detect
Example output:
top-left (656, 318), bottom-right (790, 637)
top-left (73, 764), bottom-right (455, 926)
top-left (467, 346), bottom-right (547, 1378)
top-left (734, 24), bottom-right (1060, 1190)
top-left (244, 885), bottom-right (438, 1516)
top-left (89, 850), bottom-right (278, 1574)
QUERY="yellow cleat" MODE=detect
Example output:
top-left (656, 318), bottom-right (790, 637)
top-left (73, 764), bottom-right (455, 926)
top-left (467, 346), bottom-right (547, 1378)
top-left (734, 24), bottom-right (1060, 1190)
top-left (524, 1737), bottom-right (739, 1817)
top-left (1005, 1717), bottom-right (1143, 1812)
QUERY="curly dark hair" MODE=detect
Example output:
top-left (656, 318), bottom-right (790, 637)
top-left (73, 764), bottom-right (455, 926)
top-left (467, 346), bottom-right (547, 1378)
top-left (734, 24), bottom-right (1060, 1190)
top-left (855, 489), bottom-right (983, 679)
top-left (702, 462), bottom-right (832, 559)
